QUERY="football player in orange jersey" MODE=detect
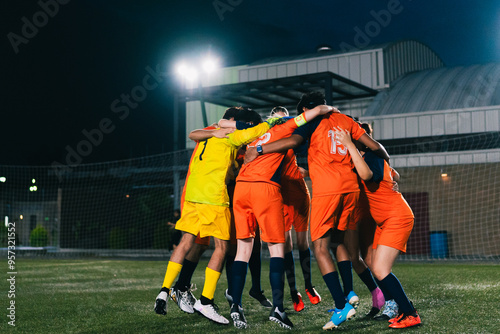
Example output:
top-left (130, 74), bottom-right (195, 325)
top-left (270, 106), bottom-right (321, 312)
top-left (244, 92), bottom-right (389, 330)
top-left (334, 125), bottom-right (421, 329)
top-left (227, 104), bottom-right (334, 329)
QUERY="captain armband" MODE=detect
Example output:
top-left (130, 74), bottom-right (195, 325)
top-left (294, 114), bottom-right (308, 127)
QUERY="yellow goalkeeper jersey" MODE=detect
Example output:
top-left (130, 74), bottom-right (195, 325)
top-left (184, 122), bottom-right (270, 207)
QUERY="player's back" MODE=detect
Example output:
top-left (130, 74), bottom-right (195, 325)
top-left (307, 112), bottom-right (366, 196)
top-left (361, 152), bottom-right (414, 223)
top-left (237, 118), bottom-right (298, 186)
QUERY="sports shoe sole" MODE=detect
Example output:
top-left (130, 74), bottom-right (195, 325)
top-left (231, 313), bottom-right (248, 329)
top-left (322, 309), bottom-right (356, 330)
top-left (154, 298), bottom-right (167, 315)
top-left (269, 316), bottom-right (292, 330)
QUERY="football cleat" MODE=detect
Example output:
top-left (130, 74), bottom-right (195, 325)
top-left (230, 303), bottom-right (248, 329)
top-left (249, 289), bottom-right (272, 308)
top-left (388, 312), bottom-right (421, 328)
top-left (269, 306), bottom-right (293, 329)
top-left (322, 303), bottom-right (356, 330)
top-left (305, 287), bottom-right (322, 305)
top-left (292, 292), bottom-right (305, 312)
top-left (374, 299), bottom-right (399, 321)
top-left (154, 290), bottom-right (169, 315)
top-left (389, 312), bottom-right (404, 324)
top-left (224, 289), bottom-right (234, 307)
top-left (193, 299), bottom-right (229, 325)
top-left (346, 291), bottom-right (360, 309)
top-left (170, 286), bottom-right (194, 314)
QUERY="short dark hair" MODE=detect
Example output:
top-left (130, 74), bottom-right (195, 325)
top-left (360, 122), bottom-right (372, 135)
top-left (296, 91), bottom-right (326, 114)
top-left (222, 106), bottom-right (262, 124)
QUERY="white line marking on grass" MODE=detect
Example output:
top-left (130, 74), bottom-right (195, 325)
top-left (440, 283), bottom-right (500, 290)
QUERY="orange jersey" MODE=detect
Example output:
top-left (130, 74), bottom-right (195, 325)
top-left (361, 152), bottom-right (414, 224)
top-left (237, 118), bottom-right (298, 186)
top-left (293, 112), bottom-right (366, 196)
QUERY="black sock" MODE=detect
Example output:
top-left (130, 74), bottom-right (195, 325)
top-left (269, 257), bottom-right (285, 312)
top-left (200, 295), bottom-right (213, 306)
top-left (248, 249), bottom-right (262, 292)
top-left (225, 255), bottom-right (235, 295)
top-left (374, 277), bottom-right (393, 301)
top-left (299, 248), bottom-right (313, 290)
top-left (358, 268), bottom-right (377, 292)
top-left (379, 273), bottom-right (414, 314)
top-left (323, 271), bottom-right (346, 309)
top-left (337, 261), bottom-right (353, 296)
top-left (284, 251), bottom-right (297, 293)
top-left (174, 259), bottom-right (198, 291)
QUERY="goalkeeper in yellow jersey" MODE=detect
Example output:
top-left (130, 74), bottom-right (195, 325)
top-left (154, 107), bottom-right (283, 325)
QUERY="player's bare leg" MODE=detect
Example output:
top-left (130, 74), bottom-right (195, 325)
top-left (370, 245), bottom-right (420, 328)
top-left (194, 237), bottom-right (230, 324)
top-left (284, 230), bottom-right (304, 311)
top-left (268, 242), bottom-right (293, 329)
top-left (155, 232), bottom-right (196, 315)
top-left (171, 241), bottom-right (209, 314)
top-left (248, 230), bottom-right (272, 307)
top-left (230, 238), bottom-right (255, 329)
top-left (334, 233), bottom-right (359, 308)
top-left (344, 229), bottom-right (384, 316)
top-left (314, 232), bottom-right (356, 330)
top-left (295, 230), bottom-right (320, 304)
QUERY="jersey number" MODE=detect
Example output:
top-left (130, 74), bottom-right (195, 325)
top-left (253, 133), bottom-right (271, 147)
top-left (328, 130), bottom-right (348, 155)
top-left (199, 141), bottom-right (208, 160)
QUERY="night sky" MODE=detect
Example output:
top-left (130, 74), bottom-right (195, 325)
top-left (2, 0), bottom-right (499, 165)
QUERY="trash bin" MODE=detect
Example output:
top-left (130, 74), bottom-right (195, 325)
top-left (430, 231), bottom-right (449, 258)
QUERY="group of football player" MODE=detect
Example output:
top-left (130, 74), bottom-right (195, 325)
top-left (153, 91), bottom-right (422, 330)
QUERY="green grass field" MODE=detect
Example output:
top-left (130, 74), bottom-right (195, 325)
top-left (1, 258), bottom-right (499, 333)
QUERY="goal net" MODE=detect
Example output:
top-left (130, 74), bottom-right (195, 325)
top-left (1, 133), bottom-right (499, 260)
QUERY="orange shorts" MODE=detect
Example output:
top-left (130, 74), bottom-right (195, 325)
top-left (233, 181), bottom-right (285, 243)
top-left (372, 217), bottom-right (414, 253)
top-left (283, 193), bottom-right (310, 233)
top-left (195, 234), bottom-right (210, 246)
top-left (310, 192), bottom-right (359, 242)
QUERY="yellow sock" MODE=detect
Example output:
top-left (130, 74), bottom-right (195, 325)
top-left (201, 267), bottom-right (221, 300)
top-left (161, 261), bottom-right (183, 289)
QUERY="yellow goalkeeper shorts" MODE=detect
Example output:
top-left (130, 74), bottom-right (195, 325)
top-left (175, 201), bottom-right (231, 241)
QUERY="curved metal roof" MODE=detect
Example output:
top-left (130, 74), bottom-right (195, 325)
top-left (365, 63), bottom-right (500, 116)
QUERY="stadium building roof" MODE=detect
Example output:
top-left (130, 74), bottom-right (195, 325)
top-left (180, 71), bottom-right (378, 114)
top-left (365, 63), bottom-right (500, 116)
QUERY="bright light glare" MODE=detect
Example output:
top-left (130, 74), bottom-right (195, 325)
top-left (202, 57), bottom-right (218, 74)
top-left (175, 62), bottom-right (198, 82)
top-left (32, 178), bottom-right (36, 183)
top-left (0, 177), bottom-right (5, 183)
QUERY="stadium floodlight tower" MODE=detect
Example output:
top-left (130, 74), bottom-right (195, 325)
top-left (174, 55), bottom-right (219, 131)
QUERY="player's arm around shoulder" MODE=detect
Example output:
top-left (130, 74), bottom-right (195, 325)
top-left (334, 126), bottom-right (373, 181)
top-left (227, 122), bottom-right (271, 146)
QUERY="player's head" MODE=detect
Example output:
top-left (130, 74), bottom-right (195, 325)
top-left (270, 106), bottom-right (289, 117)
top-left (222, 107), bottom-right (243, 120)
top-left (356, 122), bottom-right (373, 152)
top-left (360, 122), bottom-right (373, 136)
top-left (222, 106), bottom-right (262, 124)
top-left (297, 91), bottom-right (326, 114)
